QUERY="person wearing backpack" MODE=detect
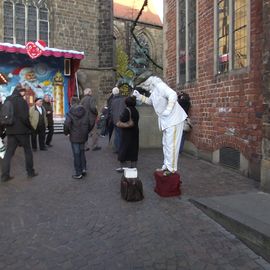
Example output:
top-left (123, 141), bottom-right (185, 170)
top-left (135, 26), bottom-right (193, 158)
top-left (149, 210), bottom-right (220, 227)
top-left (1, 85), bottom-right (38, 182)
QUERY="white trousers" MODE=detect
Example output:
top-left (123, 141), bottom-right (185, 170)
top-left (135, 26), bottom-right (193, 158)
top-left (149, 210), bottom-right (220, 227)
top-left (162, 122), bottom-right (184, 172)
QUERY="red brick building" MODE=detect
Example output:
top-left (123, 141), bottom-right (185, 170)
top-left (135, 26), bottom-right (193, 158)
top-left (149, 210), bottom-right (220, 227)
top-left (164, 0), bottom-right (270, 190)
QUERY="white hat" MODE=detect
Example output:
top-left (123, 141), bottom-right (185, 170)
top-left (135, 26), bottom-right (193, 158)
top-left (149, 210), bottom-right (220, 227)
top-left (112, 87), bottom-right (119, 95)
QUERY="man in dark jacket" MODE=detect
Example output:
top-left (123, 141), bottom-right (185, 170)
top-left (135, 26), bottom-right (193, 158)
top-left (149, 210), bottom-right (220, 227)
top-left (64, 97), bottom-right (91, 179)
top-left (43, 94), bottom-right (54, 147)
top-left (1, 85), bottom-right (38, 182)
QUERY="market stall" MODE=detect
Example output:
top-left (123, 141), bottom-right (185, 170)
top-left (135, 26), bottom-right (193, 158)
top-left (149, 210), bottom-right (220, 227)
top-left (0, 42), bottom-right (84, 119)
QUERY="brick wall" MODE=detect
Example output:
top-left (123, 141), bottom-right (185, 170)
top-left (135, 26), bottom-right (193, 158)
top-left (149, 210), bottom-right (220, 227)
top-left (164, 0), bottom-right (264, 179)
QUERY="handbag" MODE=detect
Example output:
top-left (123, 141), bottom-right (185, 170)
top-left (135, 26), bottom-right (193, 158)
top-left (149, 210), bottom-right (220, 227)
top-left (183, 117), bottom-right (192, 132)
top-left (121, 175), bottom-right (144, 202)
top-left (116, 107), bottom-right (134, 128)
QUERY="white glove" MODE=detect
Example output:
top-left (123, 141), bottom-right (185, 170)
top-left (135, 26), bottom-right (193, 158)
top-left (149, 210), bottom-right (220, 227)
top-left (133, 90), bottom-right (142, 101)
top-left (162, 101), bottom-right (174, 116)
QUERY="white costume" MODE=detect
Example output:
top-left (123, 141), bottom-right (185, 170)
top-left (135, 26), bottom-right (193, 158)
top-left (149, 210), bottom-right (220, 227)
top-left (133, 76), bottom-right (187, 173)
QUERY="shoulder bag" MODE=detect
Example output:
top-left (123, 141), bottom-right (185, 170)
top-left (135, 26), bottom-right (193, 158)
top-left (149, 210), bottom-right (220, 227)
top-left (116, 107), bottom-right (134, 128)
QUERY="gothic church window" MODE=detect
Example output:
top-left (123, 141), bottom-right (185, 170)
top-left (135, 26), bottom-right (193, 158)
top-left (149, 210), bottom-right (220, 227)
top-left (178, 0), bottom-right (197, 84)
top-left (3, 0), bottom-right (49, 45)
top-left (216, 0), bottom-right (248, 74)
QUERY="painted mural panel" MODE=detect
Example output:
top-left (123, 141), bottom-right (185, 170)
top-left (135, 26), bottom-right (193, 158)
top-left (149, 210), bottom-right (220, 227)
top-left (0, 52), bottom-right (68, 118)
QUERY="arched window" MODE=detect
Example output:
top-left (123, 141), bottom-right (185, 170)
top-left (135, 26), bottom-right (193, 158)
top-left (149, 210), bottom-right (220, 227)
top-left (38, 6), bottom-right (49, 44)
top-left (3, 0), bottom-right (49, 46)
top-left (3, 0), bottom-right (14, 43)
top-left (15, 2), bottom-right (26, 44)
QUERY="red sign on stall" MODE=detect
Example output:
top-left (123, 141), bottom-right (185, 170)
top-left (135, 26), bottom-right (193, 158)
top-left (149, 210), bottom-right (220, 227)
top-left (25, 40), bottom-right (46, 59)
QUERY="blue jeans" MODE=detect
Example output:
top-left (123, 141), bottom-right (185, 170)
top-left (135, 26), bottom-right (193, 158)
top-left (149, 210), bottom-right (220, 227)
top-left (71, 142), bottom-right (86, 175)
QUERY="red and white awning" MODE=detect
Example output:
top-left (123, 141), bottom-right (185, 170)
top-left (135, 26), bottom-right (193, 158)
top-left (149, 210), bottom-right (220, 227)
top-left (0, 42), bottom-right (84, 60)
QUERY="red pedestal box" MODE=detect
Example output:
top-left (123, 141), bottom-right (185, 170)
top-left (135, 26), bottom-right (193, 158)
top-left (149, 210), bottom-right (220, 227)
top-left (154, 171), bottom-right (181, 197)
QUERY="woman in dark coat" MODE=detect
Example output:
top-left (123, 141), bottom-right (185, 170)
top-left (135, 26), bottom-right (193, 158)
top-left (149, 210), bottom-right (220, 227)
top-left (116, 96), bottom-right (139, 172)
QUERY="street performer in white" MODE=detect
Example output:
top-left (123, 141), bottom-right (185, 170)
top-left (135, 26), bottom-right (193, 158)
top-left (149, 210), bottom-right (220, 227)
top-left (133, 74), bottom-right (187, 176)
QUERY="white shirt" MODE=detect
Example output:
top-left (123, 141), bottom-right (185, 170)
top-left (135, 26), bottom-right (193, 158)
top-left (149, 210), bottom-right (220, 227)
top-left (36, 106), bottom-right (42, 115)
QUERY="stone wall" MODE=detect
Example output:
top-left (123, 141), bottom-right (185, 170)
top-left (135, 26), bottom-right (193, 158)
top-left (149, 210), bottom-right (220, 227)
top-left (0, 1), bottom-right (3, 41)
top-left (164, 0), bottom-right (264, 181)
top-left (51, 0), bottom-right (115, 108)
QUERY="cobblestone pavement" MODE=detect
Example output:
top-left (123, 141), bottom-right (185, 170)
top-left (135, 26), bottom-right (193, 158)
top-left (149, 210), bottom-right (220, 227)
top-left (0, 134), bottom-right (269, 270)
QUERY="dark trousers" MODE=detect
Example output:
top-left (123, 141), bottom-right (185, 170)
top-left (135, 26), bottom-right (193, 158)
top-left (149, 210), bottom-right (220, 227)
top-left (46, 125), bottom-right (54, 145)
top-left (71, 142), bottom-right (86, 176)
top-left (1, 134), bottom-right (34, 179)
top-left (32, 125), bottom-right (46, 150)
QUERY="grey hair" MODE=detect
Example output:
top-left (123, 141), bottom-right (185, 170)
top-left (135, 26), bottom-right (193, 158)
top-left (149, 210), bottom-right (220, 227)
top-left (84, 88), bottom-right (92, 95)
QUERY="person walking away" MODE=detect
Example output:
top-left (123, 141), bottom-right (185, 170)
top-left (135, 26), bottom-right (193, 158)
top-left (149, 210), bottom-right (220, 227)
top-left (116, 96), bottom-right (139, 172)
top-left (80, 88), bottom-right (98, 151)
top-left (29, 97), bottom-right (48, 151)
top-left (1, 85), bottom-right (38, 182)
top-left (109, 87), bottom-right (126, 153)
top-left (43, 94), bottom-right (54, 147)
top-left (64, 97), bottom-right (91, 179)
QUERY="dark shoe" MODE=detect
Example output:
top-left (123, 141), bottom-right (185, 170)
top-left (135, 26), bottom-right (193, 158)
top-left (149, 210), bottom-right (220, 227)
top-left (46, 144), bottom-right (53, 147)
top-left (92, 146), bottom-right (101, 151)
top-left (32, 148), bottom-right (37, 152)
top-left (1, 176), bottom-right (14, 182)
top-left (115, 167), bottom-right (124, 173)
top-left (82, 170), bottom-right (87, 176)
top-left (28, 172), bottom-right (38, 178)
top-left (72, 174), bottom-right (83, 179)
top-left (85, 147), bottom-right (90, 151)
top-left (40, 148), bottom-right (48, 151)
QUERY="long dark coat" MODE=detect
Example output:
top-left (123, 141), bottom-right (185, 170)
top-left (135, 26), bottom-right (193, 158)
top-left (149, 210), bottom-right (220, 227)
top-left (5, 89), bottom-right (32, 135)
top-left (43, 101), bottom-right (54, 126)
top-left (118, 106), bottom-right (139, 162)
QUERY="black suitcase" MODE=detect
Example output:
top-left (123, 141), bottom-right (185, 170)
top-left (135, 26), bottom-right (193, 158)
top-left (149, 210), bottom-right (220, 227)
top-left (121, 176), bottom-right (144, 202)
